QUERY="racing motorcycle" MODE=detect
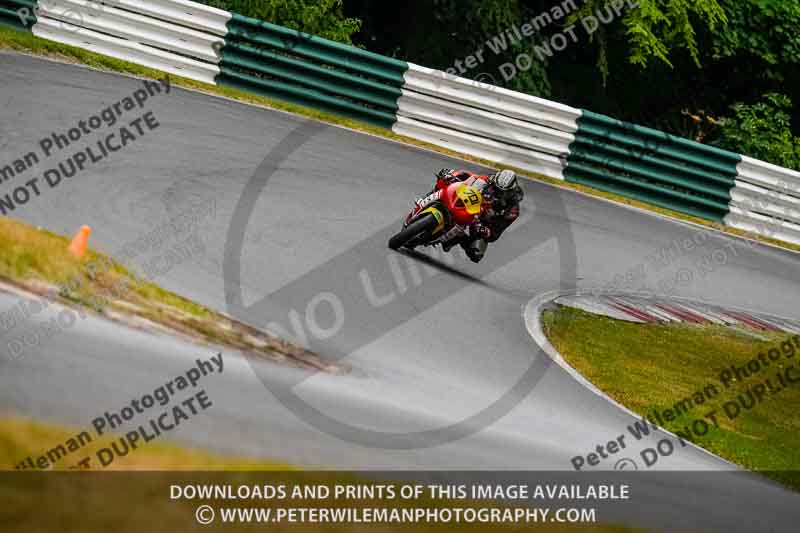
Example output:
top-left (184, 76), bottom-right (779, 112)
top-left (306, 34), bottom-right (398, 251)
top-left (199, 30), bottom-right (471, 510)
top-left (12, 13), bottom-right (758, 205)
top-left (388, 176), bottom-right (488, 251)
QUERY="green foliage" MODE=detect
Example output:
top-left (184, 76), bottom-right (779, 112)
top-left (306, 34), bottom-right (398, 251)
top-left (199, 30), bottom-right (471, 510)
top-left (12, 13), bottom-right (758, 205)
top-left (343, 0), bottom-right (551, 96)
top-left (713, 0), bottom-right (800, 81)
top-left (717, 93), bottom-right (800, 170)
top-left (625, 0), bottom-right (726, 68)
top-left (199, 0), bottom-right (361, 43)
top-left (202, 0), bottom-right (798, 164)
top-left (435, 0), bottom-right (551, 95)
top-left (570, 0), bottom-right (726, 78)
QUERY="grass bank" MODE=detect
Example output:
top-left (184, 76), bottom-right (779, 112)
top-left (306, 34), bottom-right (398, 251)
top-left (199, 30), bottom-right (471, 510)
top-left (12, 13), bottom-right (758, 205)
top-left (0, 25), bottom-right (797, 255)
top-left (0, 414), bottom-right (287, 470)
top-left (0, 215), bottom-right (343, 373)
top-left (0, 415), bottom-right (636, 533)
top-left (542, 305), bottom-right (800, 490)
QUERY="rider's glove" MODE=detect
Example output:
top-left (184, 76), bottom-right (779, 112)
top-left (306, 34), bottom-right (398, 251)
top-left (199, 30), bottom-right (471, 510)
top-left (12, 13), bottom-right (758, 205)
top-left (471, 223), bottom-right (491, 240)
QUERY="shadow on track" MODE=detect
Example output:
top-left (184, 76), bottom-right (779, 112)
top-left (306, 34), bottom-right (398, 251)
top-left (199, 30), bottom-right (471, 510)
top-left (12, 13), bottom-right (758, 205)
top-left (399, 248), bottom-right (526, 300)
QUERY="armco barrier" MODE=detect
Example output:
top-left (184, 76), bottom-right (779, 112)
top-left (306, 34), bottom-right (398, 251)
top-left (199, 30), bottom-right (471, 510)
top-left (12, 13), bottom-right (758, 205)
top-left (725, 156), bottom-right (800, 242)
top-left (393, 115), bottom-right (567, 179)
top-left (564, 111), bottom-right (740, 222)
top-left (32, 16), bottom-right (221, 83)
top-left (394, 63), bottom-right (579, 180)
top-left (101, 0), bottom-right (230, 36)
top-left (28, 0), bottom-right (226, 84)
top-left (400, 64), bottom-right (580, 133)
top-left (0, 0), bottom-right (35, 29)
top-left (38, 0), bottom-right (223, 62)
top-left (734, 156), bottom-right (800, 198)
top-left (726, 205), bottom-right (800, 245)
top-left (3, 0), bottom-right (800, 244)
top-left (216, 13), bottom-right (407, 128)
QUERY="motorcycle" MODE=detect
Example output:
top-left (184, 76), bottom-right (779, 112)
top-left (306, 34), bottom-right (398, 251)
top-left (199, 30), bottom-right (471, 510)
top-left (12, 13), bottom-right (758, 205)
top-left (388, 176), bottom-right (488, 252)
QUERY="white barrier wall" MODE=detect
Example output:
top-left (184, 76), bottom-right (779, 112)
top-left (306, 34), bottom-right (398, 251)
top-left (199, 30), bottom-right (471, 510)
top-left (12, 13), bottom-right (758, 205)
top-left (727, 156), bottom-right (800, 244)
top-left (393, 115), bottom-right (567, 180)
top-left (32, 16), bottom-right (221, 83)
top-left (31, 0), bottom-right (228, 84)
top-left (725, 205), bottom-right (800, 246)
top-left (99, 0), bottom-right (230, 35)
top-left (38, 0), bottom-right (224, 62)
top-left (394, 63), bottom-right (580, 180)
top-left (736, 155), bottom-right (800, 193)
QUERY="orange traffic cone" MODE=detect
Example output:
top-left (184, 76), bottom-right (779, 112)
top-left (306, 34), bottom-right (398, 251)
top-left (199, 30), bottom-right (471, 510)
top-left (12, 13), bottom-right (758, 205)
top-left (68, 225), bottom-right (91, 259)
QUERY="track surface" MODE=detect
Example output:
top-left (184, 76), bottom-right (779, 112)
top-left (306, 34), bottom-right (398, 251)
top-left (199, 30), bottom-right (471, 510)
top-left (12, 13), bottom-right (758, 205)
top-left (2, 53), bottom-right (800, 530)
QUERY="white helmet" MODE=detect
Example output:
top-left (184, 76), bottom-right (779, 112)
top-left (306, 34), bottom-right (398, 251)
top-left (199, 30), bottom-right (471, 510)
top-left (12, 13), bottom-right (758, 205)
top-left (491, 169), bottom-right (518, 191)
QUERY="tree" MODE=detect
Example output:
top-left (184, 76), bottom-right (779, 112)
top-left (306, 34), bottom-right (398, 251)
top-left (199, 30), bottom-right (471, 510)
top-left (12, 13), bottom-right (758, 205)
top-left (569, 0), bottom-right (727, 79)
top-left (713, 0), bottom-right (800, 82)
top-left (715, 93), bottom-right (800, 170)
top-left (711, 0), bottom-right (800, 134)
top-left (199, 0), bottom-right (361, 44)
top-left (345, 0), bottom-right (552, 96)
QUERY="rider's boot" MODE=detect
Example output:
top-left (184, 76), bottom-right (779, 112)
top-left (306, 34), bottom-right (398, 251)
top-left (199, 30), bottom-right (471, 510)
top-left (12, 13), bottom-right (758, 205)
top-left (442, 238), bottom-right (458, 252)
top-left (463, 238), bottom-right (487, 263)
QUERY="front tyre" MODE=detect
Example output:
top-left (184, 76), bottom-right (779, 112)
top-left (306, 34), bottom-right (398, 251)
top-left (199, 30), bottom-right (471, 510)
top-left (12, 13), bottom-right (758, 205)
top-left (388, 214), bottom-right (438, 250)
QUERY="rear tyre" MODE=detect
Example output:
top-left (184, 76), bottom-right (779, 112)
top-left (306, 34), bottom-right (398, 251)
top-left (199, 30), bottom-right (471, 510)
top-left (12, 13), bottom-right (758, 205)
top-left (388, 214), bottom-right (437, 250)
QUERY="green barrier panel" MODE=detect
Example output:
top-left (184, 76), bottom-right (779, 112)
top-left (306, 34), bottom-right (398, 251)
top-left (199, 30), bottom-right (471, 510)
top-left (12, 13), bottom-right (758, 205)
top-left (570, 137), bottom-right (730, 186)
top-left (227, 13), bottom-right (407, 85)
top-left (222, 45), bottom-right (400, 112)
top-left (225, 41), bottom-right (402, 98)
top-left (0, 0), bottom-right (35, 30)
top-left (565, 164), bottom-right (728, 222)
top-left (217, 13), bottom-right (408, 129)
top-left (565, 110), bottom-right (741, 222)
top-left (570, 146), bottom-right (731, 200)
top-left (2, 0), bottom-right (37, 11)
top-left (581, 111), bottom-right (741, 167)
top-left (217, 66), bottom-right (397, 129)
top-left (577, 122), bottom-right (737, 177)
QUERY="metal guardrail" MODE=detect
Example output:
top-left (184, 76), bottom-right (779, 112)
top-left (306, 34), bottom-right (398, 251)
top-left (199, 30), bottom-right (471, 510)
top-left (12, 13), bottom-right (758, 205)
top-left (216, 13), bottom-right (408, 128)
top-left (101, 0), bottom-right (230, 36)
top-left (564, 111), bottom-right (740, 222)
top-left (0, 0), bottom-right (36, 29)
top-left (32, 15), bottom-right (221, 83)
top-left (725, 156), bottom-right (800, 242)
top-left (3, 0), bottom-right (800, 244)
top-left (394, 63), bottom-right (579, 180)
top-left (39, 0), bottom-right (223, 63)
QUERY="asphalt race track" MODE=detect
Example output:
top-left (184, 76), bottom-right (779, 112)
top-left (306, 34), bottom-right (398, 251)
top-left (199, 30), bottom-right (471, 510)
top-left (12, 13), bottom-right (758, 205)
top-left (2, 53), bottom-right (800, 530)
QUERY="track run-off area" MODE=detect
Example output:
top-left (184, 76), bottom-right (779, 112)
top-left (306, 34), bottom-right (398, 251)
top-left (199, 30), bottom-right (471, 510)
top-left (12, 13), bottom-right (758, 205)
top-left (1, 53), bottom-right (800, 531)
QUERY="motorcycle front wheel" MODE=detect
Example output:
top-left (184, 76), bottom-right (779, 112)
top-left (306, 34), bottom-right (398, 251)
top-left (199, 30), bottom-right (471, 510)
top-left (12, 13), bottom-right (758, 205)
top-left (388, 213), bottom-right (438, 250)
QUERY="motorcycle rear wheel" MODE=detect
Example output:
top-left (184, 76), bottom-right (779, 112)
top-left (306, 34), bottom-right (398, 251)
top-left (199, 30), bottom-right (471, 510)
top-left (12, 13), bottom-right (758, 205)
top-left (388, 214), bottom-right (438, 250)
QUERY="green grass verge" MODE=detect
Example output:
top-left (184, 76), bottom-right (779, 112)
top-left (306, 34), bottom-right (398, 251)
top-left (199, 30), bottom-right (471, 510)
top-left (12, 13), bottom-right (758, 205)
top-left (0, 415), bottom-right (637, 533)
top-left (0, 215), bottom-right (342, 373)
top-left (0, 216), bottom-right (206, 319)
top-left (0, 414), bottom-right (290, 470)
top-left (542, 305), bottom-right (800, 490)
top-left (1, 25), bottom-right (798, 255)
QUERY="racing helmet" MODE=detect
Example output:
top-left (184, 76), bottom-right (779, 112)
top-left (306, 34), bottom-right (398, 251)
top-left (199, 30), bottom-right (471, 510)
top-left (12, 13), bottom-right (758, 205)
top-left (490, 169), bottom-right (518, 191)
top-left (436, 168), bottom-right (457, 180)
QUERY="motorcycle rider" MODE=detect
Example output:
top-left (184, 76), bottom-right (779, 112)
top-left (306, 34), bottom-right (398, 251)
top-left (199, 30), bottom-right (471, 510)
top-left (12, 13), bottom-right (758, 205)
top-left (415, 168), bottom-right (524, 263)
